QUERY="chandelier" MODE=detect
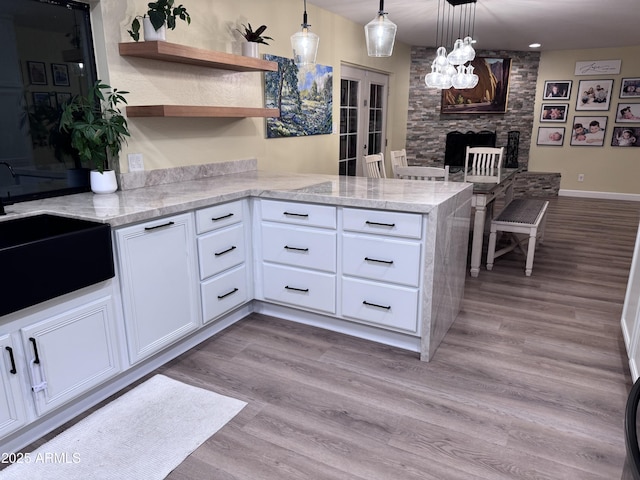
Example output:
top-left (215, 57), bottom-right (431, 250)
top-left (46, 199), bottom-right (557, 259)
top-left (425, 0), bottom-right (478, 90)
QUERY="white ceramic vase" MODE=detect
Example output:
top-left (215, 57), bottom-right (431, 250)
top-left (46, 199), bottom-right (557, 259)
top-left (242, 42), bottom-right (259, 58)
top-left (90, 170), bottom-right (118, 194)
top-left (143, 17), bottom-right (166, 41)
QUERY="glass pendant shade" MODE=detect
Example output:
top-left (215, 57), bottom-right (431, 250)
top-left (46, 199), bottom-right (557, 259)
top-left (462, 36), bottom-right (476, 62)
top-left (291, 27), bottom-right (319, 65)
top-left (365, 13), bottom-right (397, 57)
top-left (447, 38), bottom-right (466, 65)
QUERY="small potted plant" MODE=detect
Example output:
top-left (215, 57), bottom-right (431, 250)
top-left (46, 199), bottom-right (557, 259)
top-left (237, 23), bottom-right (272, 58)
top-left (59, 81), bottom-right (130, 194)
top-left (128, 0), bottom-right (191, 42)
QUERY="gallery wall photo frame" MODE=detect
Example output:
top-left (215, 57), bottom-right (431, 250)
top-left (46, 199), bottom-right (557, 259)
top-left (611, 127), bottom-right (640, 147)
top-left (570, 115), bottom-right (608, 146)
top-left (575, 79), bottom-right (614, 111)
top-left (537, 127), bottom-right (565, 146)
top-left (620, 78), bottom-right (640, 98)
top-left (615, 103), bottom-right (640, 123)
top-left (540, 103), bottom-right (568, 122)
top-left (56, 92), bottom-right (72, 108)
top-left (32, 92), bottom-right (52, 107)
top-left (27, 61), bottom-right (47, 85)
top-left (542, 81), bottom-right (572, 100)
top-left (51, 63), bottom-right (70, 87)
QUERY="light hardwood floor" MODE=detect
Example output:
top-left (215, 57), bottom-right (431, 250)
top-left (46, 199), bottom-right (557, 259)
top-left (17, 196), bottom-right (640, 479)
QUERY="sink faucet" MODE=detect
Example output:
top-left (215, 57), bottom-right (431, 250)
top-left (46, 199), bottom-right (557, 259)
top-left (0, 162), bottom-right (16, 179)
top-left (0, 192), bottom-right (12, 216)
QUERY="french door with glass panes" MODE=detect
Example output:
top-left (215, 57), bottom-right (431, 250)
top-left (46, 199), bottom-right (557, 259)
top-left (339, 65), bottom-right (389, 176)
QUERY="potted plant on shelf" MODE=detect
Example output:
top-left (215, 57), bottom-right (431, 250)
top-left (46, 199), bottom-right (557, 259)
top-left (128, 0), bottom-right (191, 42)
top-left (59, 81), bottom-right (130, 194)
top-left (236, 23), bottom-right (272, 58)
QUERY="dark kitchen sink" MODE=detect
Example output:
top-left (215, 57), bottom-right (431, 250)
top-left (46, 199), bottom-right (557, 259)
top-left (0, 214), bottom-right (114, 317)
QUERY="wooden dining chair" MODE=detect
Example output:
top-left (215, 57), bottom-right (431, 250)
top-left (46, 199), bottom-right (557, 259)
top-left (464, 146), bottom-right (504, 183)
top-left (364, 153), bottom-right (386, 178)
top-left (395, 165), bottom-right (449, 181)
top-left (390, 149), bottom-right (408, 178)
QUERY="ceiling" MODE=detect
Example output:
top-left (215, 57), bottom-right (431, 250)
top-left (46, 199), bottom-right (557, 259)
top-left (308, 0), bottom-right (639, 52)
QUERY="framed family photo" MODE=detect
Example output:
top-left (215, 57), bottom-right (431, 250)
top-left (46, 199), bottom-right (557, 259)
top-left (537, 127), bottom-right (565, 146)
top-left (27, 61), bottom-right (47, 85)
top-left (575, 79), bottom-right (613, 111)
top-left (611, 127), bottom-right (640, 147)
top-left (51, 63), bottom-right (70, 87)
top-left (615, 104), bottom-right (640, 123)
top-left (540, 103), bottom-right (568, 122)
top-left (32, 92), bottom-right (52, 107)
top-left (620, 78), bottom-right (640, 98)
top-left (56, 92), bottom-right (72, 108)
top-left (543, 80), bottom-right (572, 100)
top-left (570, 115), bottom-right (608, 146)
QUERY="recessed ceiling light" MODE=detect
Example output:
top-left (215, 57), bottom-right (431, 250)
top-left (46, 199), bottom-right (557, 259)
top-left (529, 43), bottom-right (541, 48)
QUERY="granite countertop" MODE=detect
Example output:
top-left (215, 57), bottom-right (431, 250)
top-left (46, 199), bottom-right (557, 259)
top-left (0, 169), bottom-right (472, 227)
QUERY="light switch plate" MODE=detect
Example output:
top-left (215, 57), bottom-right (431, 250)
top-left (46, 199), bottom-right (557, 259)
top-left (128, 153), bottom-right (144, 172)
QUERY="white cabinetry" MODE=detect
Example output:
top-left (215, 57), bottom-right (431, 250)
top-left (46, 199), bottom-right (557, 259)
top-left (258, 199), bottom-right (337, 315)
top-left (622, 222), bottom-right (640, 380)
top-left (0, 334), bottom-right (27, 438)
top-left (115, 213), bottom-right (200, 364)
top-left (341, 208), bottom-right (423, 334)
top-left (196, 201), bottom-right (251, 323)
top-left (20, 295), bottom-right (121, 416)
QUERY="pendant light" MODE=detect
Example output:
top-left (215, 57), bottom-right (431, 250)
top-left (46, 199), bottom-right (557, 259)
top-left (291, 0), bottom-right (319, 65)
top-left (364, 0), bottom-right (397, 57)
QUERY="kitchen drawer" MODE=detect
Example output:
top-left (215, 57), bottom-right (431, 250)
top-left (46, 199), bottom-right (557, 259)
top-left (262, 223), bottom-right (336, 273)
top-left (198, 224), bottom-right (245, 280)
top-left (260, 199), bottom-right (336, 229)
top-left (195, 200), bottom-right (244, 234)
top-left (342, 233), bottom-right (421, 287)
top-left (201, 265), bottom-right (249, 323)
top-left (341, 277), bottom-right (419, 334)
top-left (262, 264), bottom-right (336, 314)
top-left (343, 208), bottom-right (422, 239)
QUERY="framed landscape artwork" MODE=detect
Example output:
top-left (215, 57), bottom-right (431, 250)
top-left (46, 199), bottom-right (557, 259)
top-left (611, 127), bottom-right (640, 147)
top-left (570, 115), bottom-right (608, 146)
top-left (542, 80), bottom-right (572, 100)
top-left (537, 127), bottom-right (565, 146)
top-left (441, 57), bottom-right (511, 114)
top-left (575, 79), bottom-right (613, 111)
top-left (540, 103), bottom-right (568, 122)
top-left (615, 103), bottom-right (640, 123)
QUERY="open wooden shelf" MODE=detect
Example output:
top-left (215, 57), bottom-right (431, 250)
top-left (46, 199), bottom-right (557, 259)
top-left (118, 41), bottom-right (278, 72)
top-left (126, 105), bottom-right (280, 118)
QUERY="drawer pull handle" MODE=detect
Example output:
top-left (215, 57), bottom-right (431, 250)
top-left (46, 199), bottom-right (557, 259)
top-left (365, 256), bottom-right (394, 265)
top-left (212, 213), bottom-right (234, 221)
top-left (285, 285), bottom-right (309, 293)
top-left (144, 221), bottom-right (175, 231)
top-left (283, 212), bottom-right (309, 218)
top-left (284, 245), bottom-right (309, 252)
top-left (5, 346), bottom-right (17, 374)
top-left (29, 337), bottom-right (41, 364)
top-left (215, 245), bottom-right (237, 256)
top-left (365, 220), bottom-right (395, 228)
top-left (363, 300), bottom-right (391, 310)
top-left (218, 287), bottom-right (239, 299)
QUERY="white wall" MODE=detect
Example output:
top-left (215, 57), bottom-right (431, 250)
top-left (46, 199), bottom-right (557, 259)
top-left (92, 0), bottom-right (411, 175)
top-left (529, 45), bottom-right (640, 195)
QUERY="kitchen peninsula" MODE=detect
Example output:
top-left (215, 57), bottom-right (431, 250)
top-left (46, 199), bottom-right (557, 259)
top-left (0, 160), bottom-right (471, 452)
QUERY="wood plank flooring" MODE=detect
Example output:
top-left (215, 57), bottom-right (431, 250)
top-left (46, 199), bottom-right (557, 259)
top-left (15, 196), bottom-right (640, 479)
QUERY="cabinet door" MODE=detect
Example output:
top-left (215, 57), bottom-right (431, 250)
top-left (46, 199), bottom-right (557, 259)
top-left (0, 334), bottom-right (28, 438)
top-left (21, 296), bottom-right (121, 416)
top-left (116, 213), bottom-right (200, 364)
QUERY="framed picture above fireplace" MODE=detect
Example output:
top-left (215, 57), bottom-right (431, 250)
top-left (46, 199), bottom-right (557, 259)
top-left (441, 57), bottom-right (512, 114)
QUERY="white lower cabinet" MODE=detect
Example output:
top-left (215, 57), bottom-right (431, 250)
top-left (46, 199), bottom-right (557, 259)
top-left (20, 295), bottom-right (121, 416)
top-left (0, 334), bottom-right (28, 438)
top-left (115, 213), bottom-right (200, 364)
top-left (201, 265), bottom-right (249, 322)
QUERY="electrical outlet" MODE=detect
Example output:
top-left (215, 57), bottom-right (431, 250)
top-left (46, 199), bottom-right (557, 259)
top-left (128, 153), bottom-right (144, 172)
top-left (578, 173), bottom-right (585, 182)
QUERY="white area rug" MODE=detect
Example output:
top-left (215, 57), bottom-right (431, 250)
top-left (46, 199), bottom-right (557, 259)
top-left (0, 374), bottom-right (246, 480)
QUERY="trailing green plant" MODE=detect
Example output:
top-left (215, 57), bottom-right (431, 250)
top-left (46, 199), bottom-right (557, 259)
top-left (237, 23), bottom-right (273, 45)
top-left (128, 0), bottom-right (191, 42)
top-left (59, 81), bottom-right (130, 173)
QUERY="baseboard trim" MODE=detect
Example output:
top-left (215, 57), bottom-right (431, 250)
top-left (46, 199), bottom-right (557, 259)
top-left (559, 189), bottom-right (640, 201)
